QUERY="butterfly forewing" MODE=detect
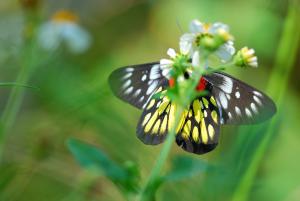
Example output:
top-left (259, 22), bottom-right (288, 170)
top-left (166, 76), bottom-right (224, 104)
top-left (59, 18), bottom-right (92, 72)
top-left (109, 62), bottom-right (168, 109)
top-left (204, 72), bottom-right (276, 124)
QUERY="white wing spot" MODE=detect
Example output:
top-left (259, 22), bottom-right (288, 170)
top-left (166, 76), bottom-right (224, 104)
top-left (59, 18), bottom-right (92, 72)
top-left (139, 96), bottom-right (145, 102)
top-left (253, 96), bottom-right (262, 106)
top-left (146, 81), bottom-right (158, 95)
top-left (125, 68), bottom-right (134, 72)
top-left (235, 106), bottom-right (241, 116)
top-left (219, 91), bottom-right (228, 109)
top-left (251, 102), bottom-right (258, 114)
top-left (253, 91), bottom-right (263, 97)
top-left (226, 94), bottom-right (231, 100)
top-left (150, 65), bottom-right (160, 80)
top-left (133, 89), bottom-right (141, 97)
top-left (245, 107), bottom-right (252, 117)
top-left (156, 101), bottom-right (162, 108)
top-left (141, 74), bottom-right (147, 81)
top-left (122, 73), bottom-right (132, 80)
top-left (228, 112), bottom-right (232, 119)
top-left (220, 76), bottom-right (233, 93)
top-left (235, 91), bottom-right (240, 99)
top-left (162, 69), bottom-right (170, 78)
top-left (122, 80), bottom-right (131, 89)
top-left (204, 110), bottom-right (207, 117)
top-left (124, 86), bottom-right (133, 94)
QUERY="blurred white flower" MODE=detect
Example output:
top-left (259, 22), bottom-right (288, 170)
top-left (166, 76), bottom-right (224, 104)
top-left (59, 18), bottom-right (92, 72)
top-left (234, 47), bottom-right (258, 68)
top-left (160, 48), bottom-right (199, 79)
top-left (38, 10), bottom-right (91, 54)
top-left (180, 19), bottom-right (235, 62)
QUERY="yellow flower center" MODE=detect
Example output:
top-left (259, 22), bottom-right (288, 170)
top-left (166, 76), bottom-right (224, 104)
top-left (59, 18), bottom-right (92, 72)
top-left (51, 10), bottom-right (78, 23)
top-left (202, 23), bottom-right (211, 33)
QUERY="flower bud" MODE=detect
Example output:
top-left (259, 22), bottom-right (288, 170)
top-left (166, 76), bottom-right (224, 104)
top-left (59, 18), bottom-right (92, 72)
top-left (234, 47), bottom-right (258, 68)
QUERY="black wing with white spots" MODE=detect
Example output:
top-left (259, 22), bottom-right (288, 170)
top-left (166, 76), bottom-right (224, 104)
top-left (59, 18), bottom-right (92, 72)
top-left (109, 62), bottom-right (168, 109)
top-left (204, 72), bottom-right (276, 125)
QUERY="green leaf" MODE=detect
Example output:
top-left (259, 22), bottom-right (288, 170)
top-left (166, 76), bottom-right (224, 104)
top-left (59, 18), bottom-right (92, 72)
top-left (0, 82), bottom-right (39, 90)
top-left (164, 156), bottom-right (208, 181)
top-left (67, 138), bottom-right (128, 180)
top-left (67, 138), bottom-right (140, 194)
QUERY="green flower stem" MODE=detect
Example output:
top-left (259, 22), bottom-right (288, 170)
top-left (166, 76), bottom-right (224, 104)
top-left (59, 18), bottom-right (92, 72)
top-left (139, 57), bottom-right (208, 201)
top-left (0, 9), bottom-right (41, 161)
top-left (0, 62), bottom-right (33, 159)
top-left (231, 1), bottom-right (300, 201)
top-left (0, 82), bottom-right (38, 90)
top-left (140, 106), bottom-right (184, 201)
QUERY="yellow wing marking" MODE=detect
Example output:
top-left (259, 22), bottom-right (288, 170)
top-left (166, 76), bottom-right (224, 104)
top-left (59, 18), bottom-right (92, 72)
top-left (208, 124), bottom-right (215, 139)
top-left (202, 98), bottom-right (209, 108)
top-left (211, 110), bottom-right (218, 124)
top-left (182, 120), bottom-right (191, 139)
top-left (201, 116), bottom-right (208, 144)
top-left (144, 110), bottom-right (158, 132)
top-left (142, 113), bottom-right (152, 126)
top-left (193, 99), bottom-right (201, 123)
top-left (210, 96), bottom-right (217, 107)
top-left (152, 119), bottom-right (161, 133)
top-left (168, 103), bottom-right (176, 131)
top-left (160, 115), bottom-right (168, 134)
top-left (192, 126), bottom-right (200, 143)
top-left (147, 99), bottom-right (156, 110)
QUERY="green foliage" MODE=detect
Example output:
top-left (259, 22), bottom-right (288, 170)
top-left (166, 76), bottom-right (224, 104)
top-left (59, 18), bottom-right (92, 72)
top-left (67, 138), bottom-right (140, 194)
top-left (164, 155), bottom-right (209, 181)
top-left (0, 0), bottom-right (299, 201)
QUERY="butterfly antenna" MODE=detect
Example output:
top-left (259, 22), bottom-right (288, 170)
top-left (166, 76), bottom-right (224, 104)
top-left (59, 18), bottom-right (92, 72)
top-left (176, 17), bottom-right (184, 34)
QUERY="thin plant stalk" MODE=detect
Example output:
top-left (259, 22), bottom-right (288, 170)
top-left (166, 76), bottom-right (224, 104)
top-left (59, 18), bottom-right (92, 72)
top-left (231, 1), bottom-right (300, 201)
top-left (0, 63), bottom-right (33, 159)
top-left (140, 106), bottom-right (184, 201)
top-left (139, 56), bottom-right (207, 201)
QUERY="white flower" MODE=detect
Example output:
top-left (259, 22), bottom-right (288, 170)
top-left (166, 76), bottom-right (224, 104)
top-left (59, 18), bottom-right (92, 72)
top-left (160, 48), bottom-right (179, 78)
top-left (234, 47), bottom-right (258, 68)
top-left (180, 19), bottom-right (235, 62)
top-left (38, 10), bottom-right (91, 54)
top-left (160, 48), bottom-right (200, 79)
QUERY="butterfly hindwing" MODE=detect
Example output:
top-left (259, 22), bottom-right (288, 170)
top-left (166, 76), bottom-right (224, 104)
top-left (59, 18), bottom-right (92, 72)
top-left (138, 88), bottom-right (221, 154)
top-left (176, 95), bottom-right (221, 154)
top-left (204, 72), bottom-right (276, 125)
top-left (109, 62), bottom-right (168, 109)
top-left (137, 88), bottom-right (174, 145)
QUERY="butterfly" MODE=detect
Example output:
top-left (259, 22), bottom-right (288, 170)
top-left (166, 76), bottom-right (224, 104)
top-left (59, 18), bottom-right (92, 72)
top-left (108, 62), bottom-right (276, 154)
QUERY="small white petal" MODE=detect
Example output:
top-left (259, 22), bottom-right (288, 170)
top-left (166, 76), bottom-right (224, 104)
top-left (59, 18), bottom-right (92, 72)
top-left (192, 51), bottom-right (200, 67)
top-left (160, 59), bottom-right (173, 66)
top-left (247, 48), bottom-right (255, 56)
top-left (215, 41), bottom-right (235, 62)
top-left (180, 42), bottom-right (192, 55)
top-left (177, 75), bottom-right (185, 82)
top-left (249, 61), bottom-right (258, 68)
top-left (209, 22), bottom-right (229, 34)
top-left (180, 33), bottom-right (196, 42)
top-left (179, 33), bottom-right (195, 55)
top-left (38, 22), bottom-right (61, 51)
top-left (189, 19), bottom-right (204, 33)
top-left (167, 48), bottom-right (177, 59)
top-left (62, 23), bottom-right (91, 54)
top-left (248, 56), bottom-right (257, 63)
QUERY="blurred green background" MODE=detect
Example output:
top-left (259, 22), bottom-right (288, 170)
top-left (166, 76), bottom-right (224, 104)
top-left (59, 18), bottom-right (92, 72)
top-left (0, 0), bottom-right (299, 201)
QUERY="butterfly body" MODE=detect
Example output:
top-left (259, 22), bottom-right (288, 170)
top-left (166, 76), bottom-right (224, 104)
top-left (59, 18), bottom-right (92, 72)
top-left (109, 62), bottom-right (276, 154)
